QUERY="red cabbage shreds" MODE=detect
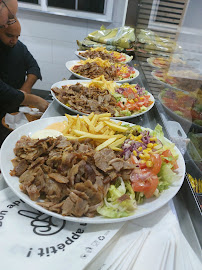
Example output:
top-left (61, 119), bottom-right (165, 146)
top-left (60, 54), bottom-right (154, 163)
top-left (121, 132), bottom-right (163, 160)
top-left (122, 139), bottom-right (146, 160)
top-left (141, 130), bottom-right (151, 144)
top-left (135, 84), bottom-right (140, 91)
top-left (116, 88), bottom-right (125, 94)
top-left (124, 149), bottom-right (132, 160)
top-left (133, 141), bottom-right (146, 150)
top-left (135, 84), bottom-right (144, 96)
top-left (142, 136), bottom-right (149, 144)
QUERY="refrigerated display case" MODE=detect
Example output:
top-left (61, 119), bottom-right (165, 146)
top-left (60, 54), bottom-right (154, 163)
top-left (125, 0), bottom-right (202, 251)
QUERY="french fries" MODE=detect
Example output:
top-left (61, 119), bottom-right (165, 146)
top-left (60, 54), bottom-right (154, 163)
top-left (62, 113), bottom-right (127, 151)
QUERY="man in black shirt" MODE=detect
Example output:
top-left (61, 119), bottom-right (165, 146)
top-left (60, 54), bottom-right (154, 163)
top-left (0, 18), bottom-right (42, 92)
top-left (0, 19), bottom-right (49, 145)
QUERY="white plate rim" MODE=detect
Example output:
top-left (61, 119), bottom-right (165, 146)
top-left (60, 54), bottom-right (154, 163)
top-left (0, 116), bottom-right (185, 224)
top-left (147, 57), bottom-right (159, 68)
top-left (74, 50), bottom-right (133, 64)
top-left (151, 70), bottom-right (191, 94)
top-left (158, 92), bottom-right (202, 130)
top-left (50, 79), bottom-right (155, 120)
top-left (65, 60), bottom-right (139, 84)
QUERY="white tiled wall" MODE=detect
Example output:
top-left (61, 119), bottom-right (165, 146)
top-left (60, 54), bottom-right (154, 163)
top-left (17, 0), bottom-right (128, 91)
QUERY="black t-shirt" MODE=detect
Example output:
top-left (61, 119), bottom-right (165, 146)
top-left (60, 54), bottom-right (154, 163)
top-left (0, 39), bottom-right (42, 88)
top-left (0, 39), bottom-right (42, 115)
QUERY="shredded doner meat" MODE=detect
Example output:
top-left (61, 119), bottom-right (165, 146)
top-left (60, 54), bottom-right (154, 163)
top-left (10, 136), bottom-right (135, 217)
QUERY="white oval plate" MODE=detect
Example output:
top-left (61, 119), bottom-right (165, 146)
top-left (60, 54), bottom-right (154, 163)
top-left (147, 57), bottom-right (171, 69)
top-left (51, 80), bottom-right (155, 120)
top-left (147, 57), bottom-right (162, 68)
top-left (0, 116), bottom-right (185, 224)
top-left (158, 92), bottom-right (202, 131)
top-left (75, 50), bottom-right (133, 64)
top-left (151, 70), bottom-right (190, 93)
top-left (65, 60), bottom-right (139, 84)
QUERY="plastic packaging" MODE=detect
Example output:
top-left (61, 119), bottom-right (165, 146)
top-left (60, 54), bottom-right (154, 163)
top-left (77, 26), bottom-right (136, 53)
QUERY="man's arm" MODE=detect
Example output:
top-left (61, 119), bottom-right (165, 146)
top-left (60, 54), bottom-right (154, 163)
top-left (0, 80), bottom-right (48, 113)
top-left (20, 74), bottom-right (38, 94)
top-left (0, 80), bottom-right (24, 110)
top-left (21, 43), bottom-right (42, 93)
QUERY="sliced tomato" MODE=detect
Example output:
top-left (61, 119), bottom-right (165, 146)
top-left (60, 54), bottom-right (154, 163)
top-left (130, 168), bottom-right (159, 198)
top-left (118, 55), bottom-right (126, 62)
top-left (130, 168), bottom-right (153, 185)
top-left (144, 175), bottom-right (159, 198)
top-left (155, 72), bottom-right (164, 78)
top-left (122, 73), bottom-right (130, 78)
top-left (162, 149), bottom-right (178, 170)
top-left (191, 110), bottom-right (202, 120)
top-left (165, 78), bottom-right (176, 85)
top-left (150, 154), bottom-right (162, 174)
top-left (125, 103), bottom-right (140, 111)
top-left (123, 88), bottom-right (135, 98)
top-left (117, 101), bottom-right (125, 110)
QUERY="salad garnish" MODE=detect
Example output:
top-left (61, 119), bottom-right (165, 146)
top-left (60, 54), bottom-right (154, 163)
top-left (10, 114), bottom-right (181, 219)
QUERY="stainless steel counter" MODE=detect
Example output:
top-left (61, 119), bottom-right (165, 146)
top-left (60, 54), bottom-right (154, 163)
top-left (41, 64), bottom-right (202, 259)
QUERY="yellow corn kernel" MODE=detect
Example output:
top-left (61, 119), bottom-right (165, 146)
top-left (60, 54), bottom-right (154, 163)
top-left (133, 150), bottom-right (137, 156)
top-left (129, 99), bottom-right (135, 103)
top-left (147, 148), bottom-right (152, 152)
top-left (139, 153), bottom-right (145, 159)
top-left (138, 140), bottom-right (142, 143)
top-left (146, 161), bottom-right (153, 167)
top-left (130, 135), bottom-right (135, 140)
top-left (140, 97), bottom-right (144, 100)
top-left (143, 149), bottom-right (149, 153)
top-left (138, 146), bottom-right (142, 151)
top-left (135, 98), bottom-right (138, 102)
top-left (140, 160), bottom-right (146, 164)
top-left (147, 143), bottom-right (153, 148)
top-left (138, 134), bottom-right (143, 139)
top-left (144, 153), bottom-right (151, 160)
top-left (153, 143), bottom-right (158, 147)
top-left (150, 137), bottom-right (157, 141)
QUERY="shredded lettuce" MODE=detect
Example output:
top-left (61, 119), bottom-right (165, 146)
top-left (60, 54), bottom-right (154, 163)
top-left (152, 124), bottom-right (178, 158)
top-left (120, 110), bottom-right (131, 116)
top-left (135, 192), bottom-right (145, 204)
top-left (158, 163), bottom-right (180, 190)
top-left (97, 177), bottom-right (136, 218)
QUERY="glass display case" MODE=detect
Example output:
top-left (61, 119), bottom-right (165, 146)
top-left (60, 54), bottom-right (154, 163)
top-left (125, 0), bottom-right (202, 248)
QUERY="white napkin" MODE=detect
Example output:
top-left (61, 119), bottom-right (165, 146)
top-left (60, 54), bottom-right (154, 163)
top-left (87, 206), bottom-right (202, 270)
top-left (0, 187), bottom-right (124, 270)
top-left (19, 106), bottom-right (42, 116)
top-left (5, 112), bottom-right (29, 130)
top-left (4, 107), bottom-right (42, 130)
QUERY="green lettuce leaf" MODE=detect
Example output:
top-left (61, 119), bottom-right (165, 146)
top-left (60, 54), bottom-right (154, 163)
top-left (152, 124), bottom-right (178, 158)
top-left (158, 162), bottom-right (180, 191)
top-left (97, 177), bottom-right (136, 218)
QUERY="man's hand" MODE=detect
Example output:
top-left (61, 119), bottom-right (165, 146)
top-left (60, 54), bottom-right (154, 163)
top-left (20, 91), bottom-right (49, 112)
top-left (35, 97), bottom-right (49, 112)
